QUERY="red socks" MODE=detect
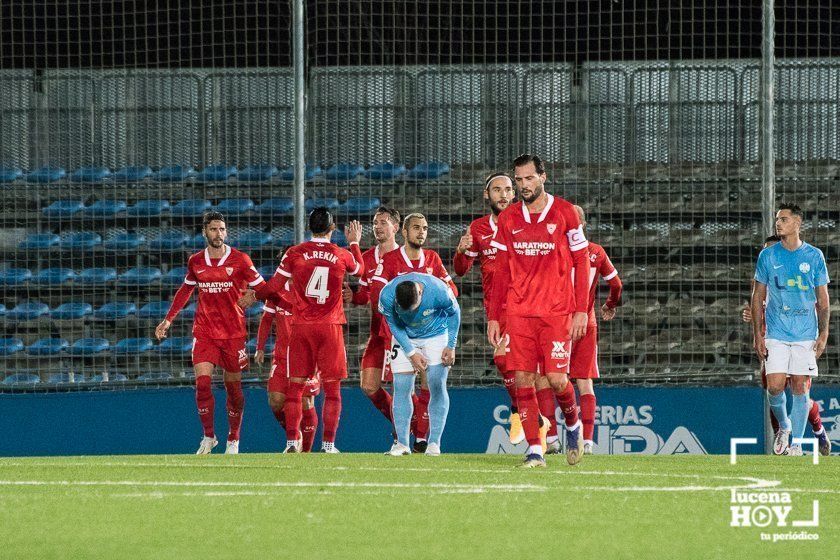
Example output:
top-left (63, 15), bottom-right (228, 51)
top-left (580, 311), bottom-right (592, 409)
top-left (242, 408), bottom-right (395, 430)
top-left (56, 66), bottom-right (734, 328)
top-left (555, 381), bottom-right (579, 427)
top-left (271, 405), bottom-right (286, 429)
top-left (580, 393), bottom-right (596, 441)
top-left (321, 381), bottom-right (342, 443)
top-left (516, 387), bottom-right (541, 446)
top-left (414, 388), bottom-right (430, 440)
top-left (809, 399), bottom-right (823, 432)
top-left (283, 381), bottom-right (305, 441)
top-left (367, 388), bottom-right (394, 423)
top-left (196, 376), bottom-right (215, 437)
top-left (494, 356), bottom-right (518, 410)
top-left (301, 406), bottom-right (318, 452)
top-left (224, 380), bottom-right (244, 442)
top-left (536, 387), bottom-right (558, 438)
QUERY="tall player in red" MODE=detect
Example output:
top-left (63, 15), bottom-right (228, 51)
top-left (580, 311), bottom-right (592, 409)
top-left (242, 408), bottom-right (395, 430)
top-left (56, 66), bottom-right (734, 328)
top-left (453, 172), bottom-right (524, 443)
top-left (371, 212), bottom-right (458, 452)
top-left (254, 252), bottom-right (321, 453)
top-left (487, 154), bottom-right (591, 468)
top-left (345, 207), bottom-right (401, 435)
top-left (244, 208), bottom-right (364, 453)
top-left (568, 205), bottom-right (622, 454)
top-left (156, 211), bottom-right (266, 455)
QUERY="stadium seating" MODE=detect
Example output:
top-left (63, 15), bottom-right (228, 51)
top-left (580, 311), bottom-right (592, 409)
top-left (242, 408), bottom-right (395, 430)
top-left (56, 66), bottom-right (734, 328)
top-left (0, 166), bottom-right (23, 183)
top-left (26, 166), bottom-right (66, 183)
top-left (112, 165), bottom-right (153, 182)
top-left (47, 373), bottom-right (86, 384)
top-left (194, 164), bottom-right (237, 183)
top-left (231, 230), bottom-right (274, 250)
top-left (157, 337), bottom-right (193, 355)
top-left (126, 200), bottom-right (170, 217)
top-left (137, 372), bottom-right (174, 381)
top-left (43, 200), bottom-right (84, 218)
top-left (61, 232), bottom-right (102, 250)
top-left (305, 197), bottom-right (340, 212)
top-left (89, 373), bottom-right (128, 382)
top-left (149, 231), bottom-right (190, 251)
top-left (93, 302), bottom-right (137, 320)
top-left (84, 200), bottom-right (127, 217)
top-left (162, 267), bottom-right (188, 286)
top-left (170, 199), bottom-right (211, 217)
top-left (32, 268), bottom-right (75, 285)
top-left (77, 267), bottom-right (118, 285)
top-left (0, 268), bottom-right (32, 285)
top-left (406, 161), bottom-right (450, 179)
top-left (365, 162), bottom-right (406, 180)
top-left (324, 163), bottom-right (365, 181)
top-left (138, 301), bottom-right (170, 319)
top-left (238, 164), bottom-right (279, 182)
top-left (27, 338), bottom-right (69, 356)
top-left (254, 198), bottom-right (294, 215)
top-left (214, 198), bottom-right (255, 216)
top-left (2, 373), bottom-right (40, 385)
top-left (278, 164), bottom-right (321, 181)
top-left (70, 166), bottom-right (111, 183)
top-left (50, 302), bottom-right (93, 320)
top-left (6, 303), bottom-right (50, 321)
top-left (0, 338), bottom-right (25, 356)
top-left (119, 267), bottom-right (162, 285)
top-left (154, 165), bottom-right (195, 182)
top-left (70, 338), bottom-right (111, 356)
top-left (114, 338), bottom-right (154, 355)
top-left (104, 233), bottom-right (146, 251)
top-left (19, 233), bottom-right (61, 250)
top-left (339, 197), bottom-right (381, 214)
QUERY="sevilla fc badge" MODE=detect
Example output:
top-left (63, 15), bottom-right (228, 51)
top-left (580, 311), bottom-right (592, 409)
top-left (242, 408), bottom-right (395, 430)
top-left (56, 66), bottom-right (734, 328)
top-left (547, 224), bottom-right (557, 234)
top-left (225, 267), bottom-right (234, 276)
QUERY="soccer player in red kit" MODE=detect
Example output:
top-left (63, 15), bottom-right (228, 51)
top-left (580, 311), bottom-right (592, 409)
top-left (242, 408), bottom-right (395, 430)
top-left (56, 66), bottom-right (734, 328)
top-left (243, 208), bottom-right (364, 453)
top-left (371, 212), bottom-right (458, 452)
top-left (345, 207), bottom-right (402, 434)
top-left (567, 205), bottom-right (622, 454)
top-left (254, 252), bottom-right (321, 453)
top-left (156, 211), bottom-right (266, 455)
top-left (453, 172), bottom-right (525, 443)
top-left (487, 154), bottom-right (591, 468)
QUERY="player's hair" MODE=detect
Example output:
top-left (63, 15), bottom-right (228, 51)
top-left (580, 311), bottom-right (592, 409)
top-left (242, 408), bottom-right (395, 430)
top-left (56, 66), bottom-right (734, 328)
top-left (777, 202), bottom-right (803, 218)
top-left (395, 281), bottom-right (419, 310)
top-left (402, 212), bottom-right (426, 230)
top-left (202, 211), bottom-right (225, 227)
top-left (484, 171), bottom-right (511, 191)
top-left (308, 207), bottom-right (334, 234)
top-left (764, 234), bottom-right (780, 243)
top-left (374, 206), bottom-right (401, 227)
top-left (512, 153), bottom-right (545, 175)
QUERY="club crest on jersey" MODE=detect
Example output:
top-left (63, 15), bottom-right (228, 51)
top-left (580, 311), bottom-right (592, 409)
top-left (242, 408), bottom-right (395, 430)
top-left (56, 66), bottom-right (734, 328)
top-left (799, 262), bottom-right (811, 274)
top-left (225, 267), bottom-right (234, 276)
top-left (547, 223), bottom-right (557, 234)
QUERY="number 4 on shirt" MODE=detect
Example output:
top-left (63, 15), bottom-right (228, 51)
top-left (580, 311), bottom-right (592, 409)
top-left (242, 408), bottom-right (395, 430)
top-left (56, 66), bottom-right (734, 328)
top-left (306, 266), bottom-right (331, 304)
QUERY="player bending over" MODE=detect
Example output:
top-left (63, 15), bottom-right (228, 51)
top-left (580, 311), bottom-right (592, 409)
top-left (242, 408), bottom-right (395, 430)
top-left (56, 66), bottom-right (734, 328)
top-left (379, 273), bottom-right (461, 456)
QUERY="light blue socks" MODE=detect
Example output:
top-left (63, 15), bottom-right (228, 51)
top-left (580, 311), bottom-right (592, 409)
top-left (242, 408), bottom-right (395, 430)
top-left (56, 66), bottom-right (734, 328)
top-left (768, 390), bottom-right (792, 431)
top-left (790, 392), bottom-right (810, 443)
top-left (426, 364), bottom-right (450, 447)
top-left (392, 373), bottom-right (415, 447)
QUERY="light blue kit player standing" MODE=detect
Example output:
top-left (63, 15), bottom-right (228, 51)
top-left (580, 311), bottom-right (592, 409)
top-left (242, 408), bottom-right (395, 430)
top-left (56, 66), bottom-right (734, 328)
top-left (752, 203), bottom-right (831, 456)
top-left (378, 272), bottom-right (461, 456)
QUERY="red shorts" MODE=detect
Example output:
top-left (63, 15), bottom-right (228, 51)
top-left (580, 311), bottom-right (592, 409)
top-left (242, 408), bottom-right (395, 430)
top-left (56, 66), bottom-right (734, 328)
top-left (506, 315), bottom-right (572, 375)
top-left (192, 337), bottom-right (248, 372)
top-left (569, 324), bottom-right (599, 379)
top-left (361, 334), bottom-right (392, 382)
top-left (268, 361), bottom-right (321, 396)
top-left (287, 323), bottom-right (348, 381)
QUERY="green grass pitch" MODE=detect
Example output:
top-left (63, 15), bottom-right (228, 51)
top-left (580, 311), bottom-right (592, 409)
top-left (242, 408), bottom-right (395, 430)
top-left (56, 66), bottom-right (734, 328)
top-left (0, 454), bottom-right (836, 559)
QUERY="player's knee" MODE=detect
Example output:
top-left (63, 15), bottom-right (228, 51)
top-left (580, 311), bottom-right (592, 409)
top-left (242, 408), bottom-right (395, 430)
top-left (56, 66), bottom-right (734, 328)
top-left (268, 392), bottom-right (285, 412)
top-left (302, 397), bottom-right (315, 410)
top-left (360, 374), bottom-right (380, 395)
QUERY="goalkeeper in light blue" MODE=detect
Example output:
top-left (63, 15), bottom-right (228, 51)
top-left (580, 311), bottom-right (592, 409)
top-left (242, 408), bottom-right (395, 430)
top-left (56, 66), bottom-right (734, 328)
top-left (378, 272), bottom-right (460, 456)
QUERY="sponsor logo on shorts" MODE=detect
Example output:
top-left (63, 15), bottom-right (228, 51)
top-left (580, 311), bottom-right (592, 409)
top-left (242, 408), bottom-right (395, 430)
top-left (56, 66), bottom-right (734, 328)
top-left (551, 341), bottom-right (569, 361)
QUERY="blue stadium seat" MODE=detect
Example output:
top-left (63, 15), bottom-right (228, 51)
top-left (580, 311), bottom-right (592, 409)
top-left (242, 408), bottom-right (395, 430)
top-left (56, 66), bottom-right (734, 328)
top-left (77, 267), bottom-right (117, 285)
top-left (254, 198), bottom-right (294, 215)
top-left (246, 337), bottom-right (274, 355)
top-left (231, 231), bottom-right (273, 250)
top-left (154, 165), bottom-right (196, 182)
top-left (407, 161), bottom-right (451, 180)
top-left (104, 233), bottom-right (146, 251)
top-left (2, 373), bottom-right (40, 385)
top-left (84, 200), bottom-right (127, 217)
top-left (305, 198), bottom-right (340, 212)
top-left (70, 166), bottom-right (111, 183)
top-left (238, 164), bottom-right (279, 182)
top-left (170, 199), bottom-right (212, 217)
top-left (195, 164), bottom-right (237, 183)
top-left (138, 372), bottom-right (173, 382)
top-left (278, 164), bottom-right (321, 182)
top-left (0, 268), bottom-right (32, 285)
top-left (90, 372), bottom-right (128, 382)
top-left (47, 372), bottom-right (86, 384)
top-left (42, 200), bottom-right (84, 218)
top-left (27, 338), bottom-right (69, 356)
top-left (114, 337), bottom-right (154, 355)
top-left (138, 301), bottom-right (170, 319)
top-left (62, 232), bottom-right (102, 250)
top-left (157, 336), bottom-right (193, 355)
top-left (182, 302), bottom-right (197, 319)
top-left (119, 267), bottom-right (162, 285)
top-left (93, 302), bottom-right (137, 320)
top-left (18, 233), bottom-right (61, 250)
top-left (365, 162), bottom-right (406, 180)
top-left (70, 338), bottom-right (110, 356)
top-left (214, 198), bottom-right (255, 216)
top-left (32, 268), bottom-right (76, 285)
top-left (50, 302), bottom-right (93, 320)
top-left (0, 166), bottom-right (23, 183)
top-left (126, 200), bottom-right (170, 217)
top-left (259, 265), bottom-right (278, 280)
top-left (0, 338), bottom-right (25, 356)
top-left (339, 196), bottom-right (381, 214)
top-left (245, 304), bottom-right (264, 318)
top-left (324, 163), bottom-right (365, 181)
top-left (276, 230), bottom-right (296, 246)
top-left (189, 233), bottom-right (208, 250)
top-left (26, 166), bottom-right (66, 183)
top-left (162, 267), bottom-right (188, 286)
top-left (112, 165), bottom-right (152, 182)
top-left (0, 304), bottom-right (5, 316)
top-left (6, 302), bottom-right (50, 321)
top-left (149, 230), bottom-right (190, 251)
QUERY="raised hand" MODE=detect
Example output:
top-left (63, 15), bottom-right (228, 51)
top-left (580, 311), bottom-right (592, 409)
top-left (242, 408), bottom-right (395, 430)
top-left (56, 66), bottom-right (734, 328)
top-left (456, 230), bottom-right (474, 254)
top-left (345, 220), bottom-right (362, 244)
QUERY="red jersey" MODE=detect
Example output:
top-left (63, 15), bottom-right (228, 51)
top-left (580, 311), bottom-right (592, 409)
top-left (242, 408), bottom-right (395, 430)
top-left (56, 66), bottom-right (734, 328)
top-left (270, 238), bottom-right (364, 325)
top-left (166, 245), bottom-right (265, 339)
top-left (574, 241), bottom-right (623, 326)
top-left (257, 293), bottom-right (292, 360)
top-left (488, 193), bottom-right (590, 320)
top-left (453, 214), bottom-right (500, 312)
top-left (353, 244), bottom-right (395, 336)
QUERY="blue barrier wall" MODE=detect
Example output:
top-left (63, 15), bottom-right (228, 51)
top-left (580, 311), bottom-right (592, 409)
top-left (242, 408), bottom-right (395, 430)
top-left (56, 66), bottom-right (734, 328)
top-left (0, 385), bottom-right (801, 456)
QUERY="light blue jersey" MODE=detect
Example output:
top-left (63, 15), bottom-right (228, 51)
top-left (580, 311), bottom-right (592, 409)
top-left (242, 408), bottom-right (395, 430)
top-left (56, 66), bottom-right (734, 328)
top-left (378, 272), bottom-right (460, 354)
top-left (754, 241), bottom-right (830, 342)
